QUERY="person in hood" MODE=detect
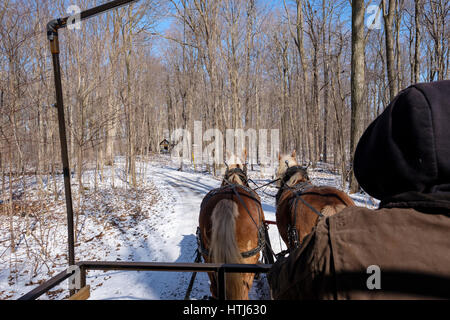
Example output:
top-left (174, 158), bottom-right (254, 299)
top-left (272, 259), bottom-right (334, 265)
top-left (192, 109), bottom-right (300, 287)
top-left (268, 80), bottom-right (450, 299)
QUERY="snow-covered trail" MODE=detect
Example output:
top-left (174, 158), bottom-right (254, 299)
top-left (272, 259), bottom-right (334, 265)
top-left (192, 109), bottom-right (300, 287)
top-left (1, 156), bottom-right (374, 300)
top-left (88, 162), bottom-right (280, 300)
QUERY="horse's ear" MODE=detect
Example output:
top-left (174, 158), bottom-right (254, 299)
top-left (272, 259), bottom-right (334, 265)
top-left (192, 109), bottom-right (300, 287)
top-left (291, 150), bottom-right (296, 158)
top-left (278, 152), bottom-right (281, 161)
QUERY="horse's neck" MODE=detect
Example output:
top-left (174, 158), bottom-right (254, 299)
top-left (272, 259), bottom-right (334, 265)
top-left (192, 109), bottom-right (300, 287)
top-left (232, 175), bottom-right (244, 185)
top-left (277, 176), bottom-right (310, 204)
top-left (286, 172), bottom-right (307, 187)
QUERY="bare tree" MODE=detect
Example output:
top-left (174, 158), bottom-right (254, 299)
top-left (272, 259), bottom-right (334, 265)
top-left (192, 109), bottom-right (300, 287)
top-left (349, 0), bottom-right (366, 193)
top-left (414, 0), bottom-right (422, 83)
top-left (382, 0), bottom-right (399, 100)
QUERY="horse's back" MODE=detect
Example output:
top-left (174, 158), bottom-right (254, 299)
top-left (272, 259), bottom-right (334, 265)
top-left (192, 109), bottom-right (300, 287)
top-left (199, 184), bottom-right (265, 299)
top-left (199, 185), bottom-right (264, 250)
top-left (276, 184), bottom-right (354, 212)
top-left (200, 185), bottom-right (262, 220)
top-left (305, 185), bottom-right (355, 207)
top-left (276, 184), bottom-right (355, 247)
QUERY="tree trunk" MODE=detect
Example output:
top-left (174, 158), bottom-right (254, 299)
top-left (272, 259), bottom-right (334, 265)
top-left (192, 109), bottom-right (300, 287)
top-left (382, 0), bottom-right (398, 101)
top-left (349, 0), bottom-right (366, 193)
top-left (414, 0), bottom-right (421, 83)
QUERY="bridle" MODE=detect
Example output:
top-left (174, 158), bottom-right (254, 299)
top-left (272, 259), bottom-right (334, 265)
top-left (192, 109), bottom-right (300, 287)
top-left (222, 163), bottom-right (249, 187)
top-left (276, 163), bottom-right (324, 250)
top-left (276, 163), bottom-right (310, 205)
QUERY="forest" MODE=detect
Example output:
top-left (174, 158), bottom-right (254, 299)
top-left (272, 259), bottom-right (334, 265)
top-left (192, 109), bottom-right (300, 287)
top-left (0, 0), bottom-right (448, 197)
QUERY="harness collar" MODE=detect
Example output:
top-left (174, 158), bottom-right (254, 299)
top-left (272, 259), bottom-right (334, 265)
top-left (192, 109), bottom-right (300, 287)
top-left (276, 166), bottom-right (310, 205)
top-left (223, 167), bottom-right (249, 187)
top-left (281, 165), bottom-right (309, 187)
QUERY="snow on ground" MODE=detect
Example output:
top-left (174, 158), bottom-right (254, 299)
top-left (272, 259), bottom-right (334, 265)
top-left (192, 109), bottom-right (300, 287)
top-left (0, 155), bottom-right (377, 300)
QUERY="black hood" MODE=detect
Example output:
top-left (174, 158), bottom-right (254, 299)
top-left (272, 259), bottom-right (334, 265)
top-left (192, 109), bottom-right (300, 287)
top-left (354, 80), bottom-right (450, 201)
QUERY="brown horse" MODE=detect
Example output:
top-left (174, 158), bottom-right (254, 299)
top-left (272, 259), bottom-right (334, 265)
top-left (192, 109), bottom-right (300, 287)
top-left (275, 150), bottom-right (355, 249)
top-left (198, 150), bottom-right (267, 299)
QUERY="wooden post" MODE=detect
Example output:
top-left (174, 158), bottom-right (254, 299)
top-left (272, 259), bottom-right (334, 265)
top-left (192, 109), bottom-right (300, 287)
top-left (68, 286), bottom-right (91, 300)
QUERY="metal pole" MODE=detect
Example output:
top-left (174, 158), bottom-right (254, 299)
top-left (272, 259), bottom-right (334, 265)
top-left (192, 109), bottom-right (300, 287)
top-left (49, 0), bottom-right (139, 29)
top-left (80, 264), bottom-right (87, 288)
top-left (184, 251), bottom-right (202, 300)
top-left (48, 29), bottom-right (76, 268)
top-left (45, 0), bottom-right (140, 274)
top-left (18, 270), bottom-right (74, 300)
top-left (78, 0), bottom-right (138, 22)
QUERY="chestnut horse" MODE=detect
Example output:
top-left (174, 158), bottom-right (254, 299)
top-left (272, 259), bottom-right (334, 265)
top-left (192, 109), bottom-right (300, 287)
top-left (275, 150), bottom-right (355, 249)
top-left (198, 151), bottom-right (268, 299)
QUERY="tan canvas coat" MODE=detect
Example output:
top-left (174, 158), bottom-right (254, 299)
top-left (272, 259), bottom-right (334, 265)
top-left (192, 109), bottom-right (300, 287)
top-left (268, 206), bottom-right (450, 299)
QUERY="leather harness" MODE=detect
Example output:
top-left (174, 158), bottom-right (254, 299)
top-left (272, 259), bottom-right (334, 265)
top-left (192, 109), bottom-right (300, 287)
top-left (197, 183), bottom-right (268, 259)
top-left (276, 167), bottom-right (324, 249)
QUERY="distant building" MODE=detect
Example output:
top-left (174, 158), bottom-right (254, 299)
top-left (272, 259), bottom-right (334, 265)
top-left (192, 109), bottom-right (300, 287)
top-left (159, 139), bottom-right (170, 154)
